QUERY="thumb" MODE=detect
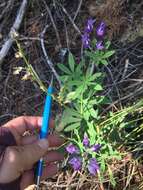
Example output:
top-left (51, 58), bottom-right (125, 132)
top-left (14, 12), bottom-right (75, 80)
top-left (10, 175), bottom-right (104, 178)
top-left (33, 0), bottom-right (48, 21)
top-left (0, 139), bottom-right (49, 183)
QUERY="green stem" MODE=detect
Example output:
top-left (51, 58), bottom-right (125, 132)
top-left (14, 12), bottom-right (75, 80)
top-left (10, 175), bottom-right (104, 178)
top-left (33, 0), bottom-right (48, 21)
top-left (16, 40), bottom-right (47, 92)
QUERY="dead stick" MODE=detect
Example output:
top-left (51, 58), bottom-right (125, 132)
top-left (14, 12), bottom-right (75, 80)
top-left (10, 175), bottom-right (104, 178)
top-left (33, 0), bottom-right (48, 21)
top-left (42, 0), bottom-right (62, 48)
top-left (40, 24), bottom-right (62, 87)
top-left (0, 0), bottom-right (28, 65)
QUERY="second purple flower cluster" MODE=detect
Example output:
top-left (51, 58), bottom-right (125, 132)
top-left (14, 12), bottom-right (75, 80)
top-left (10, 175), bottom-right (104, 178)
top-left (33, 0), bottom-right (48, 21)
top-left (82, 19), bottom-right (95, 49)
top-left (82, 18), bottom-right (106, 50)
top-left (66, 133), bottom-right (101, 175)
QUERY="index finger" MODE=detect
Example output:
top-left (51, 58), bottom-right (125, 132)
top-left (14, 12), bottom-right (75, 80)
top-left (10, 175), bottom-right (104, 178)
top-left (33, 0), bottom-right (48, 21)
top-left (3, 116), bottom-right (54, 144)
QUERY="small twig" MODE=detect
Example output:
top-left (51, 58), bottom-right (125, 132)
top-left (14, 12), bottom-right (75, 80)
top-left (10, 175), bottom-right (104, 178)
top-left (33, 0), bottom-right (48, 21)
top-left (18, 36), bottom-right (49, 44)
top-left (63, 17), bottom-right (70, 50)
top-left (42, 0), bottom-right (62, 48)
top-left (73, 0), bottom-right (83, 21)
top-left (122, 59), bottom-right (129, 80)
top-left (124, 162), bottom-right (136, 190)
top-left (105, 64), bottom-right (122, 109)
top-left (42, 181), bottom-right (78, 188)
top-left (0, 0), bottom-right (28, 65)
top-left (59, 4), bottom-right (81, 35)
top-left (102, 86), bottom-right (143, 114)
top-left (40, 24), bottom-right (62, 87)
top-left (66, 171), bottom-right (77, 190)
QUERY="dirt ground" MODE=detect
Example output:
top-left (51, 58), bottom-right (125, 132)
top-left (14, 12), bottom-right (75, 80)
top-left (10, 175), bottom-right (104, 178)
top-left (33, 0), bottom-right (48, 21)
top-left (0, 0), bottom-right (143, 189)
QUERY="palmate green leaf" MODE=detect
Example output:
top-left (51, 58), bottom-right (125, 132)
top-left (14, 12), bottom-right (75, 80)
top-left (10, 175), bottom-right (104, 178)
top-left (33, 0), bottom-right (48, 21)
top-left (85, 100), bottom-right (96, 118)
top-left (85, 51), bottom-right (98, 62)
top-left (68, 52), bottom-right (75, 72)
top-left (86, 49), bottom-right (115, 65)
top-left (64, 86), bottom-right (84, 102)
top-left (82, 99), bottom-right (99, 120)
top-left (58, 107), bottom-right (82, 132)
top-left (75, 63), bottom-right (82, 75)
top-left (64, 108), bottom-right (81, 121)
top-left (69, 107), bottom-right (81, 117)
top-left (83, 109), bottom-right (90, 121)
top-left (87, 122), bottom-right (97, 144)
top-left (94, 84), bottom-right (103, 91)
top-left (96, 96), bottom-right (110, 104)
top-left (88, 72), bottom-right (102, 82)
top-left (67, 80), bottom-right (82, 86)
top-left (70, 81), bottom-right (88, 96)
top-left (64, 91), bottom-right (76, 103)
top-left (59, 75), bottom-right (68, 82)
top-left (89, 96), bottom-right (109, 106)
top-left (64, 122), bottom-right (80, 132)
top-left (90, 109), bottom-right (99, 119)
top-left (57, 63), bottom-right (71, 74)
top-left (102, 50), bottom-right (115, 59)
top-left (75, 85), bottom-right (85, 96)
top-left (100, 59), bottom-right (108, 65)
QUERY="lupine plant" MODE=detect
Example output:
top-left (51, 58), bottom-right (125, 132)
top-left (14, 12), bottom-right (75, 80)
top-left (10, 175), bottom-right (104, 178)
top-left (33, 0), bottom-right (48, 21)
top-left (55, 18), bottom-right (122, 186)
top-left (55, 18), bottom-right (143, 186)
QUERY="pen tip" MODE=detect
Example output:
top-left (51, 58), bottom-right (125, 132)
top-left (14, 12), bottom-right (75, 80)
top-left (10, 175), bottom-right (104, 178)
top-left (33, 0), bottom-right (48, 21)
top-left (36, 176), bottom-right (40, 189)
top-left (49, 75), bottom-right (53, 87)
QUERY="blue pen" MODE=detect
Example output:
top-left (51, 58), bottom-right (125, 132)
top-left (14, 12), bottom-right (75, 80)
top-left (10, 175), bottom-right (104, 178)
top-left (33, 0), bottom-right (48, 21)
top-left (36, 76), bottom-right (53, 187)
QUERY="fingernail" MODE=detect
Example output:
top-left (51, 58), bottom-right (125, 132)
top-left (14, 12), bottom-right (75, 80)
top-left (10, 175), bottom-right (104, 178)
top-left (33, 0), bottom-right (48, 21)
top-left (38, 139), bottom-right (49, 150)
top-left (38, 117), bottom-right (42, 127)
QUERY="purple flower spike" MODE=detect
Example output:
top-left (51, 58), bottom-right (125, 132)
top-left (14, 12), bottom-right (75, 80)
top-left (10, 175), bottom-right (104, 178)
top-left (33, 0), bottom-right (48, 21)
top-left (96, 22), bottom-right (106, 37)
top-left (96, 41), bottom-right (104, 50)
top-left (66, 143), bottom-right (79, 154)
top-left (88, 158), bottom-right (99, 175)
top-left (69, 157), bottom-right (82, 171)
top-left (85, 18), bottom-right (95, 33)
top-left (83, 133), bottom-right (89, 147)
top-left (91, 144), bottom-right (101, 152)
top-left (82, 33), bottom-right (90, 48)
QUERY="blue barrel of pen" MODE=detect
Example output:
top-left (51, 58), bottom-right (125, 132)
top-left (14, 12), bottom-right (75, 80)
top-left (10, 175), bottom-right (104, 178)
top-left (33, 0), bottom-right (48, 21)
top-left (36, 85), bottom-right (53, 183)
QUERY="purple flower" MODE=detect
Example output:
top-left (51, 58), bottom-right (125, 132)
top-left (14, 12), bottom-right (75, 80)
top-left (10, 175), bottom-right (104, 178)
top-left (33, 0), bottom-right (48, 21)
top-left (96, 41), bottom-right (104, 50)
top-left (91, 144), bottom-right (101, 152)
top-left (83, 133), bottom-right (89, 147)
top-left (82, 18), bottom-right (95, 48)
top-left (96, 22), bottom-right (106, 37)
top-left (69, 157), bottom-right (82, 171)
top-left (66, 143), bottom-right (79, 154)
top-left (87, 158), bottom-right (99, 175)
top-left (85, 18), bottom-right (95, 33)
top-left (82, 33), bottom-right (90, 48)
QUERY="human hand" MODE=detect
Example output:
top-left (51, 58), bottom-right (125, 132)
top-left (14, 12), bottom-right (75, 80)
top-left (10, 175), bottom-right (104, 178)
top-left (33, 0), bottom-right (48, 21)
top-left (0, 116), bottom-right (64, 190)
